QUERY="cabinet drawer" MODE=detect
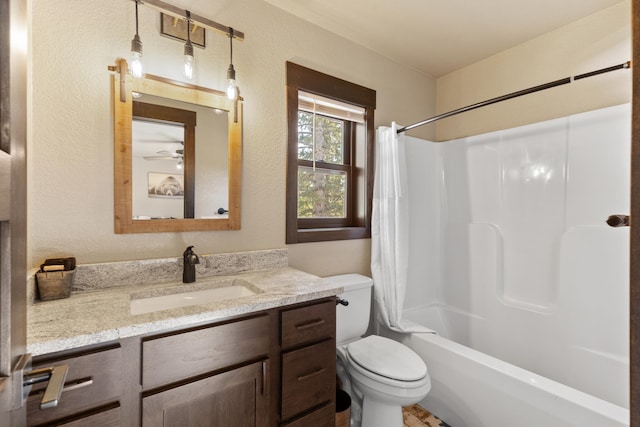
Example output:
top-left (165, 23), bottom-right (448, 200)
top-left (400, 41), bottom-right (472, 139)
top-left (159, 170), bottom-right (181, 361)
top-left (57, 406), bottom-right (121, 427)
top-left (281, 403), bottom-right (335, 427)
top-left (281, 300), bottom-right (335, 349)
top-left (27, 345), bottom-right (122, 426)
top-left (142, 314), bottom-right (270, 389)
top-left (281, 339), bottom-right (335, 421)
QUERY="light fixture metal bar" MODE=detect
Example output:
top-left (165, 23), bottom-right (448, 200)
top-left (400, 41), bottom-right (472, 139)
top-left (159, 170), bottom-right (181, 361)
top-left (138, 0), bottom-right (245, 41)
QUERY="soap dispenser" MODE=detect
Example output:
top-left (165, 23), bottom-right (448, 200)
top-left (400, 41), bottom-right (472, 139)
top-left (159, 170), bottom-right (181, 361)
top-left (182, 246), bottom-right (200, 283)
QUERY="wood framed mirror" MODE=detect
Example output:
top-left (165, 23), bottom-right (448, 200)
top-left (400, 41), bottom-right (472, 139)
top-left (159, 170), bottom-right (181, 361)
top-left (111, 58), bottom-right (242, 233)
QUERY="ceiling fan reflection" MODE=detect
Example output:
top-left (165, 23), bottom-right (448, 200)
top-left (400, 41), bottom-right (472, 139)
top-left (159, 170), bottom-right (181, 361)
top-left (143, 149), bottom-right (184, 161)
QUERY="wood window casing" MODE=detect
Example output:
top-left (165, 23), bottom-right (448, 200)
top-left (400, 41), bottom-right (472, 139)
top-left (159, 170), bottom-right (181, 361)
top-left (286, 62), bottom-right (376, 244)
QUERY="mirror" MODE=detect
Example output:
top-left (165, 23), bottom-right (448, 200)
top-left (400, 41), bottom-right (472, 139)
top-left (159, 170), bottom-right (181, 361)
top-left (132, 95), bottom-right (228, 220)
top-left (112, 58), bottom-right (242, 233)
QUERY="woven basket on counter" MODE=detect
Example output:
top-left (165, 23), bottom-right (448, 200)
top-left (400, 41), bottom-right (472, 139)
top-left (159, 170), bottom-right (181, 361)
top-left (36, 269), bottom-right (75, 301)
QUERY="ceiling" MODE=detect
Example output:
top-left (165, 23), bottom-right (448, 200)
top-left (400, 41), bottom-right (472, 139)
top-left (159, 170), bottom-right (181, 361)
top-left (265, 0), bottom-right (624, 77)
top-left (132, 120), bottom-right (184, 162)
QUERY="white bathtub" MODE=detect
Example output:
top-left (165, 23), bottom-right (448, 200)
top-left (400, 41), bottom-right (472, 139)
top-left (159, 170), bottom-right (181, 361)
top-left (383, 313), bottom-right (630, 427)
top-left (392, 105), bottom-right (631, 427)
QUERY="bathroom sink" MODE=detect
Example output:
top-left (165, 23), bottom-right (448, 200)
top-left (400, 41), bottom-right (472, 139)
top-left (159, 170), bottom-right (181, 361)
top-left (130, 278), bottom-right (261, 315)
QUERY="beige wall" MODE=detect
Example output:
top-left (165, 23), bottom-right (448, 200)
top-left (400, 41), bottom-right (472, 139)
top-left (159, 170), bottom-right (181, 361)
top-left (27, 0), bottom-right (436, 275)
top-left (433, 1), bottom-right (631, 141)
top-left (28, 1), bottom-right (631, 276)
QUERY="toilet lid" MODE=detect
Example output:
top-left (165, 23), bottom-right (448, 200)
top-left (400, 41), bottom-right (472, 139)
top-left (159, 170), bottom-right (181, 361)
top-left (346, 335), bottom-right (427, 381)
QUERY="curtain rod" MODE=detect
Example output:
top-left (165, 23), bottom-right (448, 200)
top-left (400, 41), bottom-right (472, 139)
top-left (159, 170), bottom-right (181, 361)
top-left (137, 0), bottom-right (245, 40)
top-left (397, 61), bottom-right (631, 134)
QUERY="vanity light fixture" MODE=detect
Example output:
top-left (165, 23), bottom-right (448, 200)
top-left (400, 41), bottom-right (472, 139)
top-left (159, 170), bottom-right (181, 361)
top-left (130, 0), bottom-right (144, 79)
top-left (226, 28), bottom-right (238, 101)
top-left (183, 11), bottom-right (195, 80)
top-left (122, 0), bottom-right (245, 87)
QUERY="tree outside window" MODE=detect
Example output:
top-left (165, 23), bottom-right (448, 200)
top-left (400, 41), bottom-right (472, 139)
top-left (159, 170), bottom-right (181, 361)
top-left (297, 112), bottom-right (347, 219)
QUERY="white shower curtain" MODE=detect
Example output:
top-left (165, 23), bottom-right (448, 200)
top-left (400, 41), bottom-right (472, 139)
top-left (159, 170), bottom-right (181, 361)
top-left (371, 123), bottom-right (434, 333)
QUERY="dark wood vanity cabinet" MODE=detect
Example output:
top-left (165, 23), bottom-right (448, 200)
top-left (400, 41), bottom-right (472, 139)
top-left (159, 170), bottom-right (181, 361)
top-left (27, 297), bottom-right (337, 427)
top-left (280, 299), bottom-right (336, 426)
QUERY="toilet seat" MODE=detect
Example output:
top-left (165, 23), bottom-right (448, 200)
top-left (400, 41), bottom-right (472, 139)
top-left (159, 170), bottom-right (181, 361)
top-left (346, 335), bottom-right (428, 383)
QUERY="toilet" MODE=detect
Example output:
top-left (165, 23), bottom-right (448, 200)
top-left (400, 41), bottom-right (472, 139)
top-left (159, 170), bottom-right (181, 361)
top-left (328, 274), bottom-right (431, 427)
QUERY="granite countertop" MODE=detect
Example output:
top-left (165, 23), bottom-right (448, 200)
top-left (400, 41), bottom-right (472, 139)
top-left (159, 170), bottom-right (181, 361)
top-left (27, 266), bottom-right (343, 356)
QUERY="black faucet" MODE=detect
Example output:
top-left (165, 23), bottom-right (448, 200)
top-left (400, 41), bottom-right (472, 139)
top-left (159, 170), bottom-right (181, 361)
top-left (182, 246), bottom-right (200, 283)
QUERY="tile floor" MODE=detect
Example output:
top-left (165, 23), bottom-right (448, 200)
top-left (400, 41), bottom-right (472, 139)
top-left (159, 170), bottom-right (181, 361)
top-left (402, 404), bottom-right (451, 427)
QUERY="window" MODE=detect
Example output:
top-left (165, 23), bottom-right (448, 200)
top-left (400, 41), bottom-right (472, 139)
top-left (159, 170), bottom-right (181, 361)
top-left (286, 62), bottom-right (376, 243)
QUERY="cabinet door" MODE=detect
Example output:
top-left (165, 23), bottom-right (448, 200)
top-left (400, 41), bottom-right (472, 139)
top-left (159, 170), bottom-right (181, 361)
top-left (142, 360), bottom-right (269, 427)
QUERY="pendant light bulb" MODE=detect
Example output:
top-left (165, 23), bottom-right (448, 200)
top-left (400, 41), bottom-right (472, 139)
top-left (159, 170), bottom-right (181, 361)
top-left (226, 29), bottom-right (238, 101)
top-left (226, 64), bottom-right (237, 101)
top-left (183, 16), bottom-right (195, 81)
top-left (183, 41), bottom-right (194, 80)
top-left (130, 36), bottom-right (143, 79)
top-left (130, 1), bottom-right (144, 79)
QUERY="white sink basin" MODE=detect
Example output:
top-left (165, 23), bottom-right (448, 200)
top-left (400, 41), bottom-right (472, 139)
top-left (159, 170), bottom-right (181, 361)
top-left (130, 279), bottom-right (260, 315)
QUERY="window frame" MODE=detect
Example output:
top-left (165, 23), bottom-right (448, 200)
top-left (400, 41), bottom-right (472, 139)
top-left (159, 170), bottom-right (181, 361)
top-left (286, 62), bottom-right (376, 244)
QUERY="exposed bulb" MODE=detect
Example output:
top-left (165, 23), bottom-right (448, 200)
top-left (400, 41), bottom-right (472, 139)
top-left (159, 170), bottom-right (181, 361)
top-left (226, 64), bottom-right (238, 101)
top-left (183, 54), bottom-right (194, 80)
top-left (130, 34), bottom-right (144, 79)
top-left (183, 40), bottom-right (194, 81)
top-left (226, 79), bottom-right (238, 101)
top-left (130, 52), bottom-right (143, 79)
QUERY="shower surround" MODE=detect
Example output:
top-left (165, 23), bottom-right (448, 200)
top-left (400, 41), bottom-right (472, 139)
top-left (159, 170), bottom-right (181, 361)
top-left (389, 103), bottom-right (630, 426)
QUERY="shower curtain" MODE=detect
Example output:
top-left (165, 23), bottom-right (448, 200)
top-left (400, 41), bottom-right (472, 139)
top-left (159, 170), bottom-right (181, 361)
top-left (372, 123), bottom-right (434, 333)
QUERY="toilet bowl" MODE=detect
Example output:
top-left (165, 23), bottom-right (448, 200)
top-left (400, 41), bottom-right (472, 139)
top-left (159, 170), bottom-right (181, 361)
top-left (340, 335), bottom-right (431, 427)
top-left (328, 274), bottom-right (431, 427)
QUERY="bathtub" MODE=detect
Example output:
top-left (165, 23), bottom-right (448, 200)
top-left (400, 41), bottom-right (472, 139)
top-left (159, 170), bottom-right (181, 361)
top-left (382, 308), bottom-right (630, 427)
top-left (391, 105), bottom-right (631, 427)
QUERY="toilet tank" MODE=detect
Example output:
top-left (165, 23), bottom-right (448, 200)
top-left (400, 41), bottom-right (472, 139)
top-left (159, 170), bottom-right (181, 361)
top-left (325, 274), bottom-right (373, 345)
